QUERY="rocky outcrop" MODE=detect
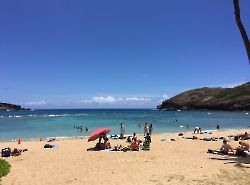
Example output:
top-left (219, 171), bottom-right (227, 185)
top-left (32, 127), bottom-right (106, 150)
top-left (157, 82), bottom-right (250, 111)
top-left (0, 103), bottom-right (30, 111)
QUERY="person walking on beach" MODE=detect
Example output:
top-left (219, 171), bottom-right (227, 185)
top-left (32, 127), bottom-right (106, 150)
top-left (120, 123), bottom-right (125, 138)
top-left (144, 123), bottom-right (149, 136)
top-left (149, 124), bottom-right (153, 135)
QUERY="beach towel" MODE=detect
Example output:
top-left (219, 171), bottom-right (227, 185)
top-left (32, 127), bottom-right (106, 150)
top-left (110, 135), bottom-right (119, 139)
top-left (44, 144), bottom-right (59, 148)
top-left (200, 130), bottom-right (217, 134)
top-left (100, 149), bottom-right (113, 152)
top-left (244, 151), bottom-right (250, 156)
top-left (207, 149), bottom-right (234, 156)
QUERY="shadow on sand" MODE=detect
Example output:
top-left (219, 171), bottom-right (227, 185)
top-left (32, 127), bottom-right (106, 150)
top-left (209, 155), bottom-right (250, 169)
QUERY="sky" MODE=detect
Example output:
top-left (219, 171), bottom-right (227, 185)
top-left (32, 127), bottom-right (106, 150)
top-left (1, 0), bottom-right (250, 109)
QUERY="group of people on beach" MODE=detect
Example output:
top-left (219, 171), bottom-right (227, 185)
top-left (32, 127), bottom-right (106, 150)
top-left (87, 122), bottom-right (153, 152)
top-left (87, 132), bottom-right (151, 152)
top-left (208, 132), bottom-right (250, 157)
top-left (119, 122), bottom-right (153, 138)
top-left (193, 124), bottom-right (220, 134)
top-left (212, 139), bottom-right (250, 156)
top-left (1, 147), bottom-right (28, 157)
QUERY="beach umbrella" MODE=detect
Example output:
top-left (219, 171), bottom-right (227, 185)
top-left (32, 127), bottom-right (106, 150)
top-left (88, 128), bottom-right (111, 142)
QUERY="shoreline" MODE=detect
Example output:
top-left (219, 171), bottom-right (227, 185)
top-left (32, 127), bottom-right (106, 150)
top-left (1, 127), bottom-right (250, 143)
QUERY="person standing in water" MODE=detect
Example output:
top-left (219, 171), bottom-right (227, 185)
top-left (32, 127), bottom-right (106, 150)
top-left (120, 123), bottom-right (125, 138)
top-left (149, 124), bottom-right (153, 135)
top-left (144, 123), bottom-right (149, 136)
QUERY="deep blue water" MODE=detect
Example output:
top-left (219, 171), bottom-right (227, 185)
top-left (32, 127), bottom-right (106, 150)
top-left (0, 109), bottom-right (249, 141)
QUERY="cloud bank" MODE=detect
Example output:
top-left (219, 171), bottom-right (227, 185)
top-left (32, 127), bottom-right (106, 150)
top-left (23, 101), bottom-right (47, 106)
top-left (79, 96), bottom-right (152, 104)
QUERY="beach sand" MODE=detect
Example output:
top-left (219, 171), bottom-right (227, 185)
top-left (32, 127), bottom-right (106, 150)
top-left (1, 129), bottom-right (250, 185)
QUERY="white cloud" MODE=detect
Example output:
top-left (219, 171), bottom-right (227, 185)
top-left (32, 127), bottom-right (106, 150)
top-left (208, 81), bottom-right (247, 88)
top-left (220, 81), bottom-right (247, 88)
top-left (79, 96), bottom-right (152, 104)
top-left (92, 96), bottom-right (117, 104)
top-left (125, 97), bottom-right (151, 102)
top-left (23, 101), bottom-right (47, 106)
top-left (159, 94), bottom-right (169, 103)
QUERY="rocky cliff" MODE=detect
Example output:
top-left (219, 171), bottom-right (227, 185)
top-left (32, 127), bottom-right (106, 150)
top-left (157, 82), bottom-right (250, 111)
top-left (0, 103), bottom-right (30, 111)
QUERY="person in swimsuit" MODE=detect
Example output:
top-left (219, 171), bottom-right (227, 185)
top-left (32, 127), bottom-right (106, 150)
top-left (130, 138), bottom-right (139, 151)
top-left (220, 140), bottom-right (233, 154)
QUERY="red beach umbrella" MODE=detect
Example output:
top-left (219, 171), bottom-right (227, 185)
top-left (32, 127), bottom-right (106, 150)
top-left (88, 128), bottom-right (111, 142)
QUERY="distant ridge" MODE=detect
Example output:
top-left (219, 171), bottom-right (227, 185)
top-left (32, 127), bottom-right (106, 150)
top-left (157, 82), bottom-right (250, 111)
top-left (0, 102), bottom-right (30, 111)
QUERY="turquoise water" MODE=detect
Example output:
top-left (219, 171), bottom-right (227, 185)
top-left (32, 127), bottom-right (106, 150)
top-left (0, 109), bottom-right (249, 141)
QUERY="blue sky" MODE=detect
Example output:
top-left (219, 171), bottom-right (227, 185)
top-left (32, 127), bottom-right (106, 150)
top-left (1, 0), bottom-right (250, 108)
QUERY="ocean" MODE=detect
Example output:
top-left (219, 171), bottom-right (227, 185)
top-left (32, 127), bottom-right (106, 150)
top-left (0, 109), bottom-right (249, 141)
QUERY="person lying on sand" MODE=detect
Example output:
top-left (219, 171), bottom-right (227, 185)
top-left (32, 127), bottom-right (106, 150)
top-left (228, 132), bottom-right (250, 141)
top-left (183, 136), bottom-right (198, 140)
top-left (239, 132), bottom-right (250, 140)
top-left (112, 144), bottom-right (122, 151)
top-left (11, 148), bottom-right (28, 156)
top-left (87, 134), bottom-right (107, 151)
top-left (201, 137), bottom-right (217, 141)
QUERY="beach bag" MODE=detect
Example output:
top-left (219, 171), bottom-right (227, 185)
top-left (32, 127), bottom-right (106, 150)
top-left (234, 136), bottom-right (239, 141)
top-left (178, 133), bottom-right (183, 136)
top-left (122, 146), bottom-right (130, 152)
top-left (1, 148), bottom-right (11, 157)
top-left (44, 144), bottom-right (52, 148)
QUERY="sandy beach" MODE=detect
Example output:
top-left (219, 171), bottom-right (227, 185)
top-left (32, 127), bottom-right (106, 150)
top-left (1, 129), bottom-right (250, 185)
